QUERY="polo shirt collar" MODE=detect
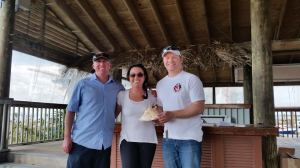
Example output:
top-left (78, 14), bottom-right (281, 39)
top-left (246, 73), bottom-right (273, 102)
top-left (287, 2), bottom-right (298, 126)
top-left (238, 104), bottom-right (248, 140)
top-left (91, 73), bottom-right (114, 84)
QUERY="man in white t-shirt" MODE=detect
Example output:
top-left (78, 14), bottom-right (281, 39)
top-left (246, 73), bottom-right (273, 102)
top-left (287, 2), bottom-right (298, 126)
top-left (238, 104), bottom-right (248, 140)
top-left (156, 45), bottom-right (205, 168)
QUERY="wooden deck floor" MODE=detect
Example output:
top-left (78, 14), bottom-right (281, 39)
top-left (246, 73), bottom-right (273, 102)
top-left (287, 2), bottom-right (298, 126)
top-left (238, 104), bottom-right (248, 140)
top-left (1, 137), bottom-right (299, 167)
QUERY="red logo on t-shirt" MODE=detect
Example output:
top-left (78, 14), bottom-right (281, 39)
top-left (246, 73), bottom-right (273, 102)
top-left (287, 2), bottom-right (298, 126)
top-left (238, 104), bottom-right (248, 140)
top-left (173, 83), bottom-right (181, 92)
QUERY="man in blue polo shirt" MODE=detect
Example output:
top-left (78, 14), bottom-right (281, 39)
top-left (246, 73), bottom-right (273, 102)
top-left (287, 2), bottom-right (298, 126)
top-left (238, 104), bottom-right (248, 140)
top-left (63, 53), bottom-right (124, 168)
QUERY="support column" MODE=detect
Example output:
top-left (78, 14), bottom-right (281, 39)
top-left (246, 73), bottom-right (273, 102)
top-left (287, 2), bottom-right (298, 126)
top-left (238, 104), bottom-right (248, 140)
top-left (251, 0), bottom-right (277, 167)
top-left (0, 0), bottom-right (15, 155)
top-left (243, 65), bottom-right (253, 123)
top-left (0, 0), bottom-right (15, 98)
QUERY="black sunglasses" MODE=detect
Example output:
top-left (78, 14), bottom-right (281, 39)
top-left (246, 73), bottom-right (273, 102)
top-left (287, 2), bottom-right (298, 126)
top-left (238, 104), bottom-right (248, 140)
top-left (129, 73), bottom-right (144, 78)
top-left (163, 45), bottom-right (180, 51)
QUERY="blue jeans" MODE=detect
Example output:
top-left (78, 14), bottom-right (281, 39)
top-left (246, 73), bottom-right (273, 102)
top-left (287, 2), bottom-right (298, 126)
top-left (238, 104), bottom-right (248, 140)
top-left (162, 138), bottom-right (202, 168)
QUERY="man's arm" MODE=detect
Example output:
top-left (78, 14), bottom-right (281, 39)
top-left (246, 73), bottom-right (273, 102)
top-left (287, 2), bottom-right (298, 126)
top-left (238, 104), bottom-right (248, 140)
top-left (115, 104), bottom-right (122, 118)
top-left (62, 112), bottom-right (75, 153)
top-left (158, 100), bottom-right (204, 124)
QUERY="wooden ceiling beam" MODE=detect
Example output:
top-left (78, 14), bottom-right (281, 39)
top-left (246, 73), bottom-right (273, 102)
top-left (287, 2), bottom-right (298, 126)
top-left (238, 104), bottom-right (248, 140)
top-left (13, 34), bottom-right (79, 66)
top-left (174, 0), bottom-right (191, 44)
top-left (273, 50), bottom-right (300, 56)
top-left (99, 0), bottom-right (137, 49)
top-left (274, 0), bottom-right (287, 40)
top-left (238, 39), bottom-right (300, 52)
top-left (75, 0), bottom-right (119, 52)
top-left (272, 39), bottom-right (300, 51)
top-left (122, 0), bottom-right (153, 48)
top-left (46, 0), bottom-right (105, 52)
top-left (198, 0), bottom-right (210, 43)
top-left (149, 0), bottom-right (171, 44)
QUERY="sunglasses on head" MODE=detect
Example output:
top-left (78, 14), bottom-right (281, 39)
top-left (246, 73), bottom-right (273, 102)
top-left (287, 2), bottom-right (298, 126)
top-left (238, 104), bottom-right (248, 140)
top-left (129, 72), bottom-right (144, 78)
top-left (163, 45), bottom-right (180, 51)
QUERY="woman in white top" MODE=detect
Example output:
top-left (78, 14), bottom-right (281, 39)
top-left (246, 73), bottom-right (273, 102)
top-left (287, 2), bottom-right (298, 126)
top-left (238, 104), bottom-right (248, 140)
top-left (116, 64), bottom-right (157, 168)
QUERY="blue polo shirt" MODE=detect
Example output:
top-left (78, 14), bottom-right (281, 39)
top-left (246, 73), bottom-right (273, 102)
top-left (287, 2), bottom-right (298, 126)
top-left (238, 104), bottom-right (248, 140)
top-left (67, 73), bottom-right (124, 150)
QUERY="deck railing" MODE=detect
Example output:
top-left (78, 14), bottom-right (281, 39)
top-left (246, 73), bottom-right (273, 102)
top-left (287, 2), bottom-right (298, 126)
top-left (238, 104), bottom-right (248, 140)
top-left (1, 99), bottom-right (300, 149)
top-left (275, 107), bottom-right (300, 138)
top-left (204, 104), bottom-right (253, 124)
top-left (0, 98), bottom-right (66, 149)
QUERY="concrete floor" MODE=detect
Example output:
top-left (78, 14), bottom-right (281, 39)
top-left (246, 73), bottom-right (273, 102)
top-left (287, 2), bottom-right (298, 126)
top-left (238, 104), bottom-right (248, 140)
top-left (7, 141), bottom-right (65, 156)
top-left (277, 137), bottom-right (300, 158)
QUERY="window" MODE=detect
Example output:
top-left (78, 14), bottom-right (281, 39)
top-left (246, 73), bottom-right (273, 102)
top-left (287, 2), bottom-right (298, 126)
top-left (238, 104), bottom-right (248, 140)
top-left (274, 86), bottom-right (300, 107)
top-left (216, 87), bottom-right (244, 104)
top-left (204, 87), bottom-right (213, 104)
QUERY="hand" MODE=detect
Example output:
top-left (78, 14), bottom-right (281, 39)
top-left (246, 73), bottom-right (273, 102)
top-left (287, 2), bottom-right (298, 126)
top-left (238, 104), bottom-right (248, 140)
top-left (158, 111), bottom-right (175, 124)
top-left (152, 118), bottom-right (162, 125)
top-left (62, 137), bottom-right (72, 153)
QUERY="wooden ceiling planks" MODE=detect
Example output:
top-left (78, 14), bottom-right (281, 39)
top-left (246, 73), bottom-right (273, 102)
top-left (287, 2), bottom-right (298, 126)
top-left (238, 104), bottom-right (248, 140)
top-left (95, 0), bottom-right (138, 49)
top-left (149, 0), bottom-right (171, 45)
top-left (182, 0), bottom-right (210, 44)
top-left (14, 0), bottom-right (90, 67)
top-left (11, 0), bottom-right (300, 84)
top-left (206, 0), bottom-right (232, 42)
top-left (46, 0), bottom-right (104, 52)
top-left (231, 0), bottom-right (250, 43)
top-left (122, 0), bottom-right (153, 48)
top-left (75, 0), bottom-right (120, 52)
top-left (277, 0), bottom-right (300, 39)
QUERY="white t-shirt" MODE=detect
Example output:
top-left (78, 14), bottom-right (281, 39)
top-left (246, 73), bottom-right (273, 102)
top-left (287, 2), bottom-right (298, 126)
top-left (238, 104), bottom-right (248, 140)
top-left (117, 90), bottom-right (158, 144)
top-left (156, 71), bottom-right (205, 142)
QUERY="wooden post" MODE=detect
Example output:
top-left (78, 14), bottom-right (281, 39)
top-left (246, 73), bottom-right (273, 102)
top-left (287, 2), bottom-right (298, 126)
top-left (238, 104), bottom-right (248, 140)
top-left (0, 0), bottom-right (15, 152)
top-left (251, 0), bottom-right (278, 167)
top-left (212, 86), bottom-right (216, 104)
top-left (243, 65), bottom-right (252, 104)
top-left (0, 0), bottom-right (14, 97)
top-left (243, 65), bottom-right (253, 123)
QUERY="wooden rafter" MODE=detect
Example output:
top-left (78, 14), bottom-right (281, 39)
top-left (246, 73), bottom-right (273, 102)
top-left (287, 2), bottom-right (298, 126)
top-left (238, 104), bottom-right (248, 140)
top-left (75, 0), bottom-right (119, 52)
top-left (174, 0), bottom-right (191, 44)
top-left (198, 0), bottom-right (210, 43)
top-left (46, 0), bottom-right (105, 52)
top-left (228, 0), bottom-right (233, 42)
top-left (122, 0), bottom-right (153, 48)
top-left (46, 7), bottom-right (92, 53)
top-left (274, 0), bottom-right (287, 40)
top-left (148, 0), bottom-right (170, 44)
top-left (99, 0), bottom-right (137, 49)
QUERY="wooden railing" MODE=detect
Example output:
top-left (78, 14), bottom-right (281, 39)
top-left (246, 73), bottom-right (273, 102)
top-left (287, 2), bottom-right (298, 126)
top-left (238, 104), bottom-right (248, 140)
top-left (0, 98), bottom-right (66, 149)
top-left (275, 107), bottom-right (300, 138)
top-left (1, 99), bottom-right (299, 149)
top-left (204, 104), bottom-right (253, 124)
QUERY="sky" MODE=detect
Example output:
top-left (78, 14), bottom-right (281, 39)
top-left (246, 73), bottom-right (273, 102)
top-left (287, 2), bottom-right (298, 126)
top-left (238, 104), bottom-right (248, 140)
top-left (9, 50), bottom-right (300, 107)
top-left (9, 50), bottom-right (89, 104)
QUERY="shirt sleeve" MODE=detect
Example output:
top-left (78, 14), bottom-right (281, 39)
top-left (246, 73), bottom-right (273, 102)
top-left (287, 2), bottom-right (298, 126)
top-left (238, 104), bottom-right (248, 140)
top-left (155, 84), bottom-right (163, 107)
top-left (148, 92), bottom-right (157, 106)
top-left (117, 91), bottom-right (125, 106)
top-left (189, 75), bottom-right (205, 102)
top-left (66, 81), bottom-right (82, 112)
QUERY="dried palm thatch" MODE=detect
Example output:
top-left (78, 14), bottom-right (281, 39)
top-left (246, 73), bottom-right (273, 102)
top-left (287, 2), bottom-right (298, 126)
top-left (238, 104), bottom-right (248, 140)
top-left (112, 41), bottom-right (251, 72)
